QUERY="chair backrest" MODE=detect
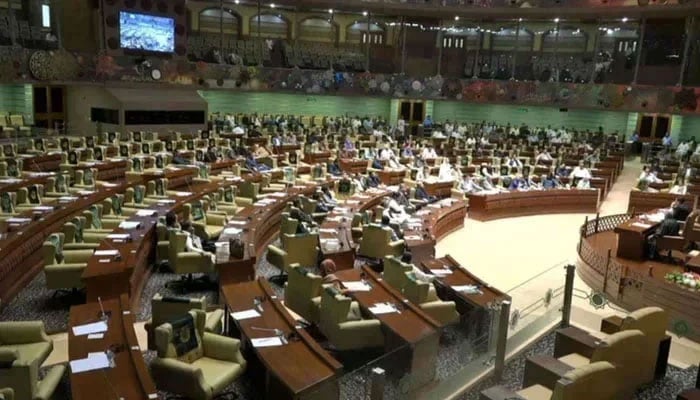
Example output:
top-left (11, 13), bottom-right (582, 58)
top-left (285, 264), bottom-right (322, 323)
top-left (551, 361), bottom-right (618, 400)
top-left (280, 213), bottom-right (299, 237)
top-left (42, 233), bottom-right (64, 265)
top-left (402, 273), bottom-right (430, 304)
top-left (151, 294), bottom-right (207, 328)
top-left (154, 309), bottom-right (205, 363)
top-left (239, 181), bottom-right (259, 200)
top-left (619, 307), bottom-right (667, 344)
top-left (359, 224), bottom-right (393, 258)
top-left (383, 255), bottom-right (412, 292)
top-left (319, 286), bottom-right (351, 328)
top-left (590, 329), bottom-right (645, 387)
top-left (0, 360), bottom-right (37, 400)
top-left (281, 233), bottom-right (319, 267)
top-left (0, 192), bottom-right (13, 214)
top-left (86, 205), bottom-right (103, 229)
top-left (168, 230), bottom-right (188, 265)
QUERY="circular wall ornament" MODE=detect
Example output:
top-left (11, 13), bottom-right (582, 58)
top-left (151, 68), bottom-right (161, 80)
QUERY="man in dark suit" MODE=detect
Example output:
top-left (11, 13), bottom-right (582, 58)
top-left (647, 212), bottom-right (681, 259)
top-left (671, 198), bottom-right (692, 222)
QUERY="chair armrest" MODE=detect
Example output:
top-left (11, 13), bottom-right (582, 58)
top-left (0, 348), bottom-right (18, 364)
top-left (177, 252), bottom-right (215, 269)
top-left (338, 319), bottom-right (382, 332)
top-left (34, 364), bottom-right (66, 400)
top-left (202, 333), bottom-right (246, 366)
top-left (266, 245), bottom-right (288, 269)
top-left (204, 309), bottom-right (225, 334)
top-left (150, 358), bottom-right (208, 395)
top-left (389, 239), bottom-right (405, 248)
top-left (421, 301), bottom-right (459, 325)
top-left (206, 213), bottom-right (227, 226)
top-left (0, 321), bottom-right (50, 344)
top-left (63, 250), bottom-right (95, 263)
top-left (235, 198), bottom-right (254, 206)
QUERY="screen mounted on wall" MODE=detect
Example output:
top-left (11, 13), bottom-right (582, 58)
top-left (119, 11), bottom-right (174, 53)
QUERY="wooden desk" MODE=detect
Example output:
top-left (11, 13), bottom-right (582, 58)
top-left (377, 169), bottom-right (405, 186)
top-left (215, 184), bottom-right (318, 286)
top-left (317, 188), bottom-right (391, 270)
top-left (403, 199), bottom-right (467, 266)
top-left (627, 191), bottom-right (696, 214)
top-left (467, 189), bottom-right (600, 222)
top-left (303, 152), bottom-right (331, 165)
top-left (221, 279), bottom-right (341, 400)
top-left (22, 152), bottom-right (62, 172)
top-left (69, 294), bottom-right (159, 400)
top-left (614, 214), bottom-right (659, 261)
top-left (335, 266), bottom-right (440, 390)
top-left (338, 158), bottom-right (367, 175)
top-left (423, 180), bottom-right (454, 198)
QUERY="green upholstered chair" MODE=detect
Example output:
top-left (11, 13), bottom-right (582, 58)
top-left (167, 230), bottom-right (216, 291)
top-left (266, 233), bottom-right (319, 285)
top-left (552, 329), bottom-right (647, 398)
top-left (185, 202), bottom-right (226, 241)
top-left (42, 233), bottom-right (93, 293)
top-left (259, 173), bottom-right (286, 194)
top-left (350, 212), bottom-right (366, 240)
top-left (156, 223), bottom-right (171, 264)
top-left (0, 321), bottom-right (66, 400)
top-left (61, 217), bottom-right (102, 250)
top-left (483, 361), bottom-right (620, 400)
top-left (357, 224), bottom-right (404, 259)
top-left (318, 286), bottom-right (384, 351)
top-left (44, 174), bottom-right (71, 198)
top-left (383, 255), bottom-right (412, 293)
top-left (145, 294), bottom-right (224, 350)
top-left (14, 185), bottom-right (43, 210)
top-left (299, 196), bottom-right (327, 224)
top-left (71, 168), bottom-right (98, 192)
top-left (122, 185), bottom-right (149, 210)
top-left (215, 187), bottom-right (243, 216)
top-left (284, 264), bottom-right (323, 324)
top-left (82, 204), bottom-right (122, 231)
top-left (0, 159), bottom-right (22, 178)
top-left (236, 181), bottom-right (259, 206)
top-left (0, 192), bottom-right (16, 217)
top-left (279, 213), bottom-right (299, 247)
top-left (100, 195), bottom-right (127, 219)
top-left (0, 388), bottom-right (13, 400)
top-left (403, 273), bottom-right (459, 326)
top-left (151, 310), bottom-right (246, 400)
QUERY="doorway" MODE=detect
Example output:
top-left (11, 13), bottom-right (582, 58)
top-left (398, 100), bottom-right (425, 135)
top-left (637, 113), bottom-right (671, 141)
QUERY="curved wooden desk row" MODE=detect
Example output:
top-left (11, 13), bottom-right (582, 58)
top-left (69, 294), bottom-right (157, 400)
top-left (577, 214), bottom-right (700, 345)
top-left (467, 189), bottom-right (601, 222)
top-left (404, 199), bottom-right (468, 266)
top-left (627, 191), bottom-right (697, 214)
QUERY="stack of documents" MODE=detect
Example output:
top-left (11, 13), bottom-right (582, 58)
top-left (94, 250), bottom-right (119, 257)
top-left (223, 227), bottom-right (242, 236)
top-left (430, 268), bottom-right (453, 276)
top-left (251, 337), bottom-right (285, 348)
top-left (174, 192), bottom-right (192, 197)
top-left (230, 309), bottom-right (261, 321)
top-left (70, 352), bottom-right (110, 374)
top-left (118, 221), bottom-right (140, 230)
top-left (72, 321), bottom-right (108, 336)
top-left (107, 234), bottom-right (130, 240)
top-left (342, 281), bottom-right (372, 292)
top-left (136, 209), bottom-right (157, 217)
top-left (369, 302), bottom-right (399, 315)
top-left (453, 285), bottom-right (483, 295)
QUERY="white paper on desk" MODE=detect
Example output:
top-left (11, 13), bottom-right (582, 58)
top-left (430, 268), bottom-right (453, 276)
top-left (58, 196), bottom-right (78, 202)
top-left (100, 182), bottom-right (118, 188)
top-left (0, 178), bottom-right (20, 183)
top-left (251, 336), bottom-right (285, 348)
top-left (428, 204), bottom-right (441, 209)
top-left (214, 242), bottom-right (228, 248)
top-left (72, 321), bottom-right (108, 336)
top-left (223, 227), bottom-right (242, 235)
top-left (107, 234), bottom-right (130, 240)
top-left (6, 217), bottom-right (31, 223)
top-left (230, 309), bottom-right (261, 321)
top-left (229, 220), bottom-right (246, 226)
top-left (407, 218), bottom-right (422, 223)
top-left (175, 192), bottom-right (192, 197)
top-left (415, 210), bottom-right (430, 216)
top-left (157, 199), bottom-right (176, 204)
top-left (689, 250), bottom-right (700, 257)
top-left (319, 228), bottom-right (336, 233)
top-left (326, 216), bottom-right (343, 222)
top-left (32, 206), bottom-right (53, 211)
top-left (404, 235), bottom-right (422, 241)
top-left (453, 285), bottom-right (483, 295)
top-left (119, 221), bottom-right (140, 230)
top-left (631, 222), bottom-right (652, 229)
top-left (268, 192), bottom-right (287, 198)
top-left (70, 352), bottom-right (110, 374)
top-left (369, 303), bottom-right (398, 315)
top-left (136, 209), bottom-right (157, 217)
top-left (78, 191), bottom-right (95, 196)
top-left (87, 333), bottom-right (104, 340)
top-left (94, 250), bottom-right (119, 256)
top-left (342, 281), bottom-right (372, 292)
top-left (345, 200), bottom-right (360, 205)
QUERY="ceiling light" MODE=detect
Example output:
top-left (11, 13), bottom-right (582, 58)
top-left (518, 18), bottom-right (523, 22)
top-left (234, 0), bottom-right (239, 3)
top-left (455, 16), bottom-right (460, 21)
top-left (328, 8), bottom-right (333, 14)
top-left (554, 18), bottom-right (560, 23)
top-left (622, 17), bottom-right (628, 23)
top-left (270, 3), bottom-right (275, 8)
top-left (362, 11), bottom-right (368, 16)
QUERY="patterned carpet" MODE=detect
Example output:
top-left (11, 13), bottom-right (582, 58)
top-left (5, 237), bottom-right (698, 399)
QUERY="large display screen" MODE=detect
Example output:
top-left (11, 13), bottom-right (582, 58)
top-left (119, 11), bottom-right (174, 53)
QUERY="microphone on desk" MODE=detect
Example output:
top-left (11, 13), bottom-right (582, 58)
top-left (98, 296), bottom-right (110, 322)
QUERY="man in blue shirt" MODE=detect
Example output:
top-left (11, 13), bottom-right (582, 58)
top-left (423, 115), bottom-right (433, 129)
top-left (662, 132), bottom-right (672, 148)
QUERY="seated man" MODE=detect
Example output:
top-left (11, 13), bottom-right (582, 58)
top-left (366, 171), bottom-right (381, 188)
top-left (383, 194), bottom-right (409, 225)
top-left (509, 173), bottom-right (530, 190)
top-left (672, 197), bottom-right (691, 221)
top-left (460, 174), bottom-right (484, 194)
top-left (327, 159), bottom-right (342, 176)
top-left (647, 212), bottom-right (681, 259)
top-left (415, 182), bottom-right (437, 203)
top-left (542, 173), bottom-right (562, 189)
top-left (180, 220), bottom-right (216, 263)
top-left (245, 151), bottom-right (271, 172)
top-left (381, 215), bottom-right (403, 241)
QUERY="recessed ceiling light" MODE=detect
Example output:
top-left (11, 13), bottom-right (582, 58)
top-left (554, 18), bottom-right (560, 23)
top-left (455, 16), bottom-right (460, 21)
top-left (362, 11), bottom-right (368, 16)
top-left (328, 8), bottom-right (333, 14)
top-left (270, 3), bottom-right (275, 8)
top-left (622, 17), bottom-right (628, 22)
